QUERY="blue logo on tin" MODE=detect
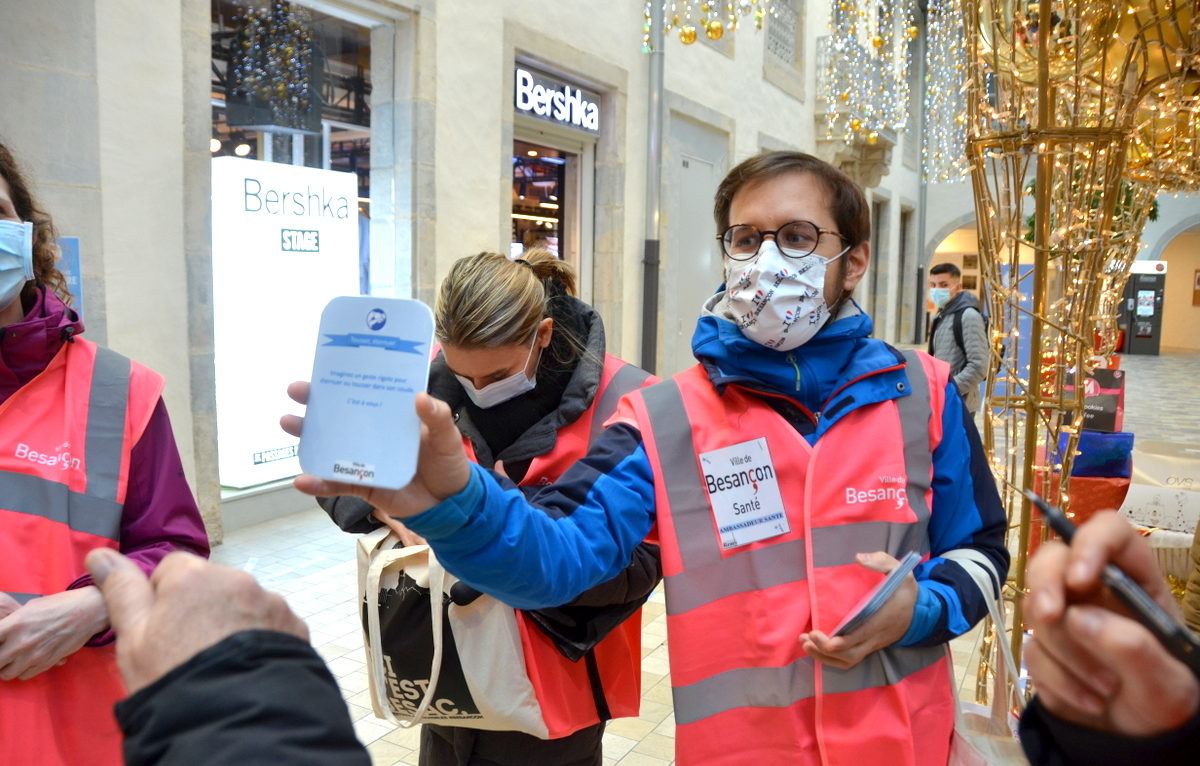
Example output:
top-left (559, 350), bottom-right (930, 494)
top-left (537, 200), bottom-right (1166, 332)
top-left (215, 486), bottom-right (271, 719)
top-left (366, 308), bottom-right (387, 331)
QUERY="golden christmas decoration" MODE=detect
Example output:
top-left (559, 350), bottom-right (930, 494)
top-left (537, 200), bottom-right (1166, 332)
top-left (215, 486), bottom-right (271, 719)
top-left (958, 0), bottom-right (1200, 705)
top-left (642, 0), bottom-right (778, 51)
top-left (866, 131), bottom-right (879, 145)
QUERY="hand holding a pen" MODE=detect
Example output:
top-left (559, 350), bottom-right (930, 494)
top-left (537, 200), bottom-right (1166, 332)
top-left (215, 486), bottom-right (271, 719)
top-left (1025, 510), bottom-right (1200, 736)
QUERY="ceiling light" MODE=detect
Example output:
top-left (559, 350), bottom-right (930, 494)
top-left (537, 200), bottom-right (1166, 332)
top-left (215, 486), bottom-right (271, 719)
top-left (548, 195), bottom-right (558, 201)
top-left (210, 138), bottom-right (222, 153)
top-left (234, 143), bottom-right (251, 157)
top-left (527, 150), bottom-right (538, 156)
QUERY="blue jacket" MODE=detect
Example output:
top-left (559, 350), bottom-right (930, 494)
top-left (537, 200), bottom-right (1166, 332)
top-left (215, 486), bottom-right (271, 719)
top-left (406, 304), bottom-right (1009, 646)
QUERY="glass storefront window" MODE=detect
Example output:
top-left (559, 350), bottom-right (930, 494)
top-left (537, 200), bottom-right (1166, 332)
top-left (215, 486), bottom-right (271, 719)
top-left (511, 138), bottom-right (568, 259)
top-left (210, 0), bottom-right (371, 200)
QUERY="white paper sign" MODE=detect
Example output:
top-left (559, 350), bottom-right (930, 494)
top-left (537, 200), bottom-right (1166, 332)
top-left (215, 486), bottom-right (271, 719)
top-left (299, 297), bottom-right (433, 489)
top-left (699, 437), bottom-right (790, 549)
top-left (211, 157), bottom-right (360, 488)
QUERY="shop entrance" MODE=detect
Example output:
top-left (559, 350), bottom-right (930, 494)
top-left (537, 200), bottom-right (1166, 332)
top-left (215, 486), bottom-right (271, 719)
top-left (510, 129), bottom-right (595, 299)
top-left (512, 139), bottom-right (569, 257)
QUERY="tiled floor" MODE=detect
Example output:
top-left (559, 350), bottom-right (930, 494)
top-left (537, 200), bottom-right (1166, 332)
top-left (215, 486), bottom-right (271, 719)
top-left (211, 348), bottom-right (1200, 766)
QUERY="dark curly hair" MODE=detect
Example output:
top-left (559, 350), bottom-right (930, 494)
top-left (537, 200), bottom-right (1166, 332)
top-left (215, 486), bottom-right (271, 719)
top-left (0, 141), bottom-right (72, 305)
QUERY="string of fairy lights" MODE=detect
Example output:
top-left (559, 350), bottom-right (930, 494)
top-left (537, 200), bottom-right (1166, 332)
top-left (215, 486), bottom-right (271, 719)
top-left (820, 0), bottom-right (918, 145)
top-left (956, 0), bottom-right (1199, 697)
top-left (922, 0), bottom-right (969, 181)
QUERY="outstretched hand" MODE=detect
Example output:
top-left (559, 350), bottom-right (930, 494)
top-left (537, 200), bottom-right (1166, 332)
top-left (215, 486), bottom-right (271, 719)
top-left (281, 383), bottom-right (471, 519)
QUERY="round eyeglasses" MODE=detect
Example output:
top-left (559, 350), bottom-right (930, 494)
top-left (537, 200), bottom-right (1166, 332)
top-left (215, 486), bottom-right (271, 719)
top-left (718, 220), bottom-right (847, 261)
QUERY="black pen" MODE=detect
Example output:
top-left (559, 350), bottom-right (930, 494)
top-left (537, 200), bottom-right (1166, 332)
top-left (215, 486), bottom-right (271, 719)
top-left (1024, 489), bottom-right (1200, 678)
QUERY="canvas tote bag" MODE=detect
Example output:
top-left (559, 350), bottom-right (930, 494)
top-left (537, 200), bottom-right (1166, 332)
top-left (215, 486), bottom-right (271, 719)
top-left (357, 527), bottom-right (551, 737)
top-left (946, 550), bottom-right (1028, 766)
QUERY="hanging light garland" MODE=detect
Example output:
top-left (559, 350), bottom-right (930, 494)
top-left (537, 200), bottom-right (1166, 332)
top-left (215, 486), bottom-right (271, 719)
top-left (922, 0), bottom-right (969, 181)
top-left (957, 0), bottom-right (1199, 697)
top-left (227, 0), bottom-right (316, 132)
top-left (820, 0), bottom-right (917, 145)
top-left (642, 1), bottom-right (777, 52)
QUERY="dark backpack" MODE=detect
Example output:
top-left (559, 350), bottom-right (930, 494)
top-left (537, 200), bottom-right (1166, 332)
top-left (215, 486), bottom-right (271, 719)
top-left (952, 307), bottom-right (988, 363)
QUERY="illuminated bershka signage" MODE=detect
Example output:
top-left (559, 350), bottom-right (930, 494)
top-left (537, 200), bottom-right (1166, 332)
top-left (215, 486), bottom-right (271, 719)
top-left (513, 66), bottom-right (601, 134)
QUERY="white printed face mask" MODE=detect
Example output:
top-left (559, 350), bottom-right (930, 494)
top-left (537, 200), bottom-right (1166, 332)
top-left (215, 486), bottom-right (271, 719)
top-left (725, 240), bottom-right (848, 351)
top-left (454, 334), bottom-right (541, 409)
top-left (0, 220), bottom-right (34, 312)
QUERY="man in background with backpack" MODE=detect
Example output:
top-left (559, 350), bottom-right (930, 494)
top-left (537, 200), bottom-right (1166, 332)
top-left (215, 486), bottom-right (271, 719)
top-left (928, 262), bottom-right (990, 415)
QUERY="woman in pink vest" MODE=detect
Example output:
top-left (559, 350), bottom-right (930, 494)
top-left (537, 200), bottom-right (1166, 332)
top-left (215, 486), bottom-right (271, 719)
top-left (318, 250), bottom-right (659, 766)
top-left (291, 153), bottom-right (1009, 765)
top-left (0, 141), bottom-right (210, 766)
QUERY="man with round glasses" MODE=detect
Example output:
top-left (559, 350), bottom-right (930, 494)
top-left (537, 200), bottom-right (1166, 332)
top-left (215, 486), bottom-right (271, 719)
top-left (287, 151), bottom-right (1007, 764)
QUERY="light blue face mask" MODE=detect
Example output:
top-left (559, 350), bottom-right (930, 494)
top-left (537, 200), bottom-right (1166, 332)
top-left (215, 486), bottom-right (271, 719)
top-left (929, 287), bottom-right (952, 309)
top-left (0, 220), bottom-right (34, 311)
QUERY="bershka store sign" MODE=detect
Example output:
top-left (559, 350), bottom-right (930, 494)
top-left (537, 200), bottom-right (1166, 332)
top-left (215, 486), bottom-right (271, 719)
top-left (514, 66), bottom-right (600, 134)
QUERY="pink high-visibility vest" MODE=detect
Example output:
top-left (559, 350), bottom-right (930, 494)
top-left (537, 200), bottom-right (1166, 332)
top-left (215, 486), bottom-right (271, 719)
top-left (613, 350), bottom-right (956, 765)
top-left (462, 353), bottom-right (657, 738)
top-left (0, 339), bottom-right (163, 766)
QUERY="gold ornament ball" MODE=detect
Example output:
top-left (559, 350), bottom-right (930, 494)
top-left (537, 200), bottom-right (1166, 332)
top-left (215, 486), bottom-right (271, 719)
top-left (849, 118), bottom-right (862, 131)
top-left (867, 132), bottom-right (879, 146)
top-left (701, 3), bottom-right (710, 11)
top-left (839, 91), bottom-right (850, 102)
top-left (871, 35), bottom-right (884, 49)
top-left (680, 25), bottom-right (698, 45)
top-left (706, 20), bottom-right (725, 40)
top-left (906, 26), bottom-right (918, 39)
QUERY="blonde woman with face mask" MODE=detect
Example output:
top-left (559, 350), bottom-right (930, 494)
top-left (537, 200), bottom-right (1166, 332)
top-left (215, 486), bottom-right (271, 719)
top-left (318, 249), bottom-right (660, 766)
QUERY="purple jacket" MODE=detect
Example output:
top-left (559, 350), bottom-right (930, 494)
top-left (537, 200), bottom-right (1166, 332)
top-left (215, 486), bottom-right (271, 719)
top-left (1, 288), bottom-right (210, 642)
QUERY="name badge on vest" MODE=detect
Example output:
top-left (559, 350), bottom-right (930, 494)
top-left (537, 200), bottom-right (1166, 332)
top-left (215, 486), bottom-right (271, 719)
top-left (699, 437), bottom-right (790, 549)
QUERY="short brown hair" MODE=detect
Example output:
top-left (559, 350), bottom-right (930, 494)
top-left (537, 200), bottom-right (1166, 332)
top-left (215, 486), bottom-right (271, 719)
top-left (713, 152), bottom-right (870, 248)
top-left (0, 141), bottom-right (71, 304)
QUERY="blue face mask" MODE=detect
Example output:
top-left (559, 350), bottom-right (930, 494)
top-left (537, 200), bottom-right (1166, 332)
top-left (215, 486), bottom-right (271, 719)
top-left (929, 287), bottom-right (952, 309)
top-left (0, 220), bottom-right (34, 311)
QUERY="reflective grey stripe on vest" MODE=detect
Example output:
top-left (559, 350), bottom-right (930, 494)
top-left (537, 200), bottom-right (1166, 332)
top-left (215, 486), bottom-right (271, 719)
top-left (1, 591), bottom-right (41, 606)
top-left (671, 643), bottom-right (944, 725)
top-left (588, 363), bottom-right (652, 445)
top-left (642, 379), bottom-right (935, 617)
top-left (0, 471), bottom-right (124, 540)
top-left (84, 346), bottom-right (131, 502)
top-left (0, 345), bottom-right (130, 541)
top-left (673, 655), bottom-right (816, 726)
top-left (895, 350), bottom-right (934, 556)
